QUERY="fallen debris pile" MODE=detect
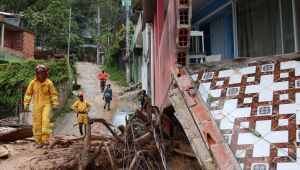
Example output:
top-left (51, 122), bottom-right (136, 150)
top-left (1, 106), bottom-right (200, 170)
top-left (76, 106), bottom-right (199, 170)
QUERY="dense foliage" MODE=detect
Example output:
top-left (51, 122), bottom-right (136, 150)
top-left (0, 59), bottom-right (69, 118)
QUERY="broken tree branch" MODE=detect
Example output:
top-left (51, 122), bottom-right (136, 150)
top-left (85, 117), bottom-right (91, 148)
top-left (90, 118), bottom-right (123, 142)
top-left (104, 142), bottom-right (115, 169)
top-left (135, 132), bottom-right (153, 146)
top-left (129, 150), bottom-right (148, 170)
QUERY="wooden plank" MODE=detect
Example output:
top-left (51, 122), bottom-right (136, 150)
top-left (0, 126), bottom-right (33, 142)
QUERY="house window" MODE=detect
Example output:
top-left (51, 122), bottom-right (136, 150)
top-left (281, 0), bottom-right (295, 53)
top-left (237, 0), bottom-right (282, 57)
top-left (189, 58), bottom-right (196, 64)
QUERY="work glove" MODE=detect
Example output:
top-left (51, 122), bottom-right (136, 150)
top-left (24, 104), bottom-right (29, 112)
top-left (53, 105), bottom-right (58, 111)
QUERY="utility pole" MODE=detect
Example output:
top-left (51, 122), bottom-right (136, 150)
top-left (96, 6), bottom-right (101, 64)
top-left (125, 0), bottom-right (130, 83)
top-left (67, 7), bottom-right (72, 65)
top-left (0, 23), bottom-right (4, 59)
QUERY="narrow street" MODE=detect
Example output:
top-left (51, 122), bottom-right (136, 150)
top-left (0, 62), bottom-right (138, 170)
top-left (54, 62), bottom-right (133, 135)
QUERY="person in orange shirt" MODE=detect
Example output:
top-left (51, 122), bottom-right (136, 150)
top-left (98, 70), bottom-right (108, 92)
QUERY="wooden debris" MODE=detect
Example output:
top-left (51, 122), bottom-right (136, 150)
top-left (104, 143), bottom-right (115, 169)
top-left (0, 126), bottom-right (33, 142)
top-left (173, 148), bottom-right (196, 158)
top-left (135, 132), bottom-right (152, 146)
top-left (90, 118), bottom-right (123, 142)
top-left (0, 145), bottom-right (9, 158)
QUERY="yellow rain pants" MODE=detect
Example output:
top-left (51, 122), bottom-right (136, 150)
top-left (24, 79), bottom-right (59, 144)
top-left (72, 100), bottom-right (91, 124)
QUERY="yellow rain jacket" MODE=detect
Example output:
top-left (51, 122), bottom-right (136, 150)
top-left (72, 100), bottom-right (91, 124)
top-left (24, 78), bottom-right (59, 144)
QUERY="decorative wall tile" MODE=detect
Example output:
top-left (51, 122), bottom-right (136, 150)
top-left (211, 100), bottom-right (219, 107)
top-left (297, 130), bottom-right (300, 142)
top-left (191, 74), bottom-right (198, 81)
top-left (218, 66), bottom-right (256, 84)
top-left (240, 163), bottom-right (244, 170)
top-left (279, 94), bottom-right (289, 101)
top-left (247, 77), bottom-right (255, 82)
top-left (277, 148), bottom-right (288, 157)
top-left (261, 63), bottom-right (274, 72)
top-left (244, 97), bottom-right (253, 104)
top-left (280, 72), bottom-right (289, 78)
top-left (223, 134), bottom-right (232, 145)
top-left (278, 119), bottom-right (289, 126)
top-left (195, 60), bottom-right (300, 169)
top-left (226, 87), bottom-right (240, 96)
top-left (280, 60), bottom-right (300, 76)
top-left (251, 163), bottom-right (269, 170)
top-left (202, 72), bottom-right (214, 80)
top-left (295, 80), bottom-right (300, 88)
top-left (245, 75), bottom-right (288, 102)
top-left (216, 81), bottom-right (224, 86)
top-left (257, 105), bottom-right (272, 116)
top-left (236, 150), bottom-right (246, 158)
top-left (240, 122), bottom-right (249, 129)
top-left (277, 149), bottom-right (300, 169)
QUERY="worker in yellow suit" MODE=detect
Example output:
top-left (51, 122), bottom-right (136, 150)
top-left (72, 92), bottom-right (91, 135)
top-left (23, 65), bottom-right (59, 148)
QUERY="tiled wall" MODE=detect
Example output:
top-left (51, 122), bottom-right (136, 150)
top-left (193, 59), bottom-right (300, 170)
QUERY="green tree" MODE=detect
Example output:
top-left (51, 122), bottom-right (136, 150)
top-left (0, 0), bottom-right (36, 13)
top-left (24, 0), bottom-right (81, 51)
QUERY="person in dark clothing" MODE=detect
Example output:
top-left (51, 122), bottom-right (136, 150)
top-left (140, 90), bottom-right (146, 109)
top-left (103, 84), bottom-right (112, 111)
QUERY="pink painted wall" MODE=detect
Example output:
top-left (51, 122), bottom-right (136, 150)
top-left (153, 0), bottom-right (177, 108)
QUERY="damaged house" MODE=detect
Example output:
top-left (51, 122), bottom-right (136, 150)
top-left (0, 12), bottom-right (35, 61)
top-left (139, 0), bottom-right (300, 169)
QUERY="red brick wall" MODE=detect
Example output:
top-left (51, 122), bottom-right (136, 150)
top-left (4, 30), bottom-right (23, 51)
top-left (0, 15), bottom-right (4, 22)
top-left (3, 29), bottom-right (35, 58)
top-left (4, 30), bottom-right (14, 49)
top-left (23, 32), bottom-right (34, 56)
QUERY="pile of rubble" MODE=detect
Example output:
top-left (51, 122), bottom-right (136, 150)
top-left (0, 106), bottom-right (200, 170)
